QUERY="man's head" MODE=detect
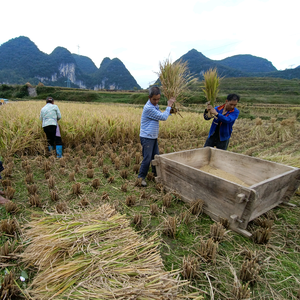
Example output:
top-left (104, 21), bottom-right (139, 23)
top-left (46, 96), bottom-right (54, 104)
top-left (149, 86), bottom-right (161, 106)
top-left (225, 93), bottom-right (239, 111)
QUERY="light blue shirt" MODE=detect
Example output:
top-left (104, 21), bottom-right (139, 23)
top-left (139, 100), bottom-right (171, 139)
top-left (40, 103), bottom-right (61, 127)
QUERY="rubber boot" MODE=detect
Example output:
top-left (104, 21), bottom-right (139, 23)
top-left (48, 145), bottom-right (54, 154)
top-left (56, 145), bottom-right (63, 158)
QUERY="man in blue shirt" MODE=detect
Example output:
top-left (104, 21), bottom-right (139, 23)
top-left (204, 94), bottom-right (240, 150)
top-left (138, 86), bottom-right (176, 187)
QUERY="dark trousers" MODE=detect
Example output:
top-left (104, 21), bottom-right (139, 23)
top-left (43, 126), bottom-right (62, 147)
top-left (138, 137), bottom-right (159, 179)
top-left (204, 133), bottom-right (229, 150)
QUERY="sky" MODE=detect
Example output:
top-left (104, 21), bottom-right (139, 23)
top-left (1, 0), bottom-right (299, 89)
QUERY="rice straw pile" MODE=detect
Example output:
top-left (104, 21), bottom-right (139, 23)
top-left (156, 56), bottom-right (194, 116)
top-left (21, 204), bottom-right (192, 299)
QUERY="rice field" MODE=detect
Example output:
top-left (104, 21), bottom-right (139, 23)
top-left (0, 100), bottom-right (300, 299)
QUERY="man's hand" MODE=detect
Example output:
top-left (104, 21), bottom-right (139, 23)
top-left (207, 104), bottom-right (218, 116)
top-left (167, 97), bottom-right (176, 107)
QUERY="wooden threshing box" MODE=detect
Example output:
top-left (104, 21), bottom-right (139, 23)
top-left (152, 147), bottom-right (300, 237)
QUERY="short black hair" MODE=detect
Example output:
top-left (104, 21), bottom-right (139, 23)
top-left (46, 96), bottom-right (54, 104)
top-left (149, 86), bottom-right (161, 98)
top-left (227, 94), bottom-right (240, 102)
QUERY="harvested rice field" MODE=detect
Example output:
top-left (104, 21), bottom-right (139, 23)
top-left (0, 101), bottom-right (300, 299)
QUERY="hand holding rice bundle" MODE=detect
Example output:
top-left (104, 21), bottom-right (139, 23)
top-left (156, 57), bottom-right (194, 117)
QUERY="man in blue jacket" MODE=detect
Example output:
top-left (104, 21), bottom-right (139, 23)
top-left (204, 94), bottom-right (240, 150)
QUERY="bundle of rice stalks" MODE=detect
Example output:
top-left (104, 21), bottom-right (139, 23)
top-left (190, 198), bottom-right (204, 215)
top-left (87, 169), bottom-right (94, 178)
top-left (91, 178), bottom-right (101, 189)
top-left (98, 158), bottom-right (104, 167)
top-left (133, 213), bottom-right (142, 227)
top-left (50, 190), bottom-right (59, 202)
top-left (3, 167), bottom-right (13, 177)
top-left (75, 157), bottom-right (81, 166)
top-left (147, 171), bottom-right (155, 181)
top-left (103, 165), bottom-right (110, 178)
top-left (5, 201), bottom-right (19, 214)
top-left (21, 205), bottom-right (189, 299)
top-left (125, 195), bottom-right (136, 207)
top-left (107, 176), bottom-right (114, 183)
top-left (202, 68), bottom-right (221, 108)
top-left (29, 193), bottom-right (42, 207)
top-left (59, 157), bottom-right (66, 168)
top-left (59, 167), bottom-right (66, 175)
top-left (0, 218), bottom-right (19, 235)
top-left (0, 239), bottom-right (17, 261)
top-left (5, 186), bottom-right (15, 200)
top-left (140, 190), bottom-right (147, 199)
top-left (252, 227), bottom-right (272, 244)
top-left (26, 184), bottom-right (38, 195)
top-left (78, 150), bottom-right (84, 158)
top-left (156, 56), bottom-right (194, 116)
top-left (163, 193), bottom-right (173, 208)
top-left (253, 217), bottom-right (274, 229)
top-left (121, 183), bottom-right (127, 192)
top-left (97, 150), bottom-right (104, 159)
top-left (56, 202), bottom-right (68, 213)
top-left (69, 171), bottom-right (75, 182)
top-left (72, 183), bottom-right (82, 195)
top-left (101, 191), bottom-right (110, 200)
top-left (25, 172), bottom-right (34, 184)
top-left (79, 197), bottom-right (90, 207)
top-left (135, 152), bottom-right (141, 164)
top-left (120, 169), bottom-right (128, 179)
top-left (114, 157), bottom-right (121, 170)
top-left (21, 159), bottom-right (29, 169)
top-left (134, 177), bottom-right (142, 187)
top-left (196, 238), bottom-right (218, 263)
top-left (181, 255), bottom-right (199, 280)
top-left (43, 160), bottom-right (51, 172)
top-left (2, 179), bottom-right (12, 188)
top-left (44, 171), bottom-right (51, 180)
top-left (155, 183), bottom-right (164, 192)
top-left (162, 216), bottom-right (177, 238)
top-left (179, 211), bottom-right (191, 225)
top-left (0, 271), bottom-right (20, 299)
top-left (87, 161), bottom-right (93, 169)
top-left (239, 258), bottom-right (261, 283)
top-left (231, 281), bottom-right (251, 300)
top-left (210, 222), bottom-right (226, 242)
top-left (150, 203), bottom-right (159, 216)
top-left (48, 175), bottom-right (55, 189)
top-left (219, 217), bottom-right (230, 229)
top-left (133, 164), bottom-right (140, 174)
top-left (74, 164), bottom-right (80, 173)
top-left (123, 154), bottom-right (131, 167)
top-left (24, 164), bottom-right (32, 174)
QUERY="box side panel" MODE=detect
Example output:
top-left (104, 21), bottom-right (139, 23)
top-left (249, 169), bottom-right (300, 220)
top-left (155, 157), bottom-right (253, 227)
top-left (209, 148), bottom-right (294, 186)
top-left (159, 148), bottom-right (211, 169)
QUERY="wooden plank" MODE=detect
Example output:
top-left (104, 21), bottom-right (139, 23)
top-left (249, 168), bottom-right (300, 220)
top-left (209, 148), bottom-right (293, 186)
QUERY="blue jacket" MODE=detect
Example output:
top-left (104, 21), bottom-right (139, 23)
top-left (204, 104), bottom-right (239, 141)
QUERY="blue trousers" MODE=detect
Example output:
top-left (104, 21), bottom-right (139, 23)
top-left (138, 137), bottom-right (159, 179)
top-left (204, 133), bottom-right (229, 150)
